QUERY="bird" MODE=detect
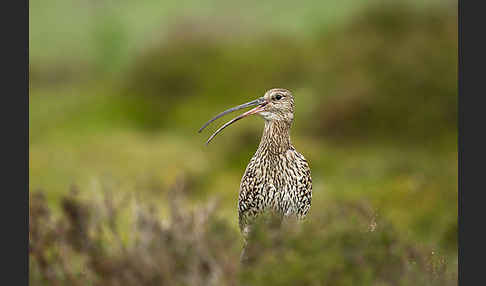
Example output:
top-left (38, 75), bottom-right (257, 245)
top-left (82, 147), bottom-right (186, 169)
top-left (198, 88), bottom-right (312, 241)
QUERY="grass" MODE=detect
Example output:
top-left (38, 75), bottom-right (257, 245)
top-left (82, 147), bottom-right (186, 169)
top-left (30, 180), bottom-right (457, 285)
top-left (30, 84), bottom-right (457, 249)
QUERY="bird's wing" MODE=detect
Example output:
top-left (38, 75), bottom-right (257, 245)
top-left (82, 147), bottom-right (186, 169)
top-left (293, 151), bottom-right (312, 218)
top-left (237, 157), bottom-right (263, 233)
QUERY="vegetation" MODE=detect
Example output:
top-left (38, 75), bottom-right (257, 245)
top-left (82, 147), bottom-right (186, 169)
top-left (30, 179), bottom-right (456, 286)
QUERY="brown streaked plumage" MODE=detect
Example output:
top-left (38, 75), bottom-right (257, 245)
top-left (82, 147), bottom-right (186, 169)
top-left (199, 88), bottom-right (312, 239)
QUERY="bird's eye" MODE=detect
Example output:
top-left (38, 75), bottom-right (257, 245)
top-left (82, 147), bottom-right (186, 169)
top-left (275, 94), bottom-right (282, 100)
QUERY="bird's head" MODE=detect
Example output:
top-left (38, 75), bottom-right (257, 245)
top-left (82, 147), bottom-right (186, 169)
top-left (259, 88), bottom-right (294, 123)
top-left (199, 88), bottom-right (294, 144)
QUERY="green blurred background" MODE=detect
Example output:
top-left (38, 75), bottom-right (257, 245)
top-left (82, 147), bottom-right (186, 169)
top-left (29, 0), bottom-right (457, 285)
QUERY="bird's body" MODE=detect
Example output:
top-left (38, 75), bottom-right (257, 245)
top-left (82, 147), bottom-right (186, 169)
top-left (199, 88), bottom-right (312, 238)
top-left (238, 119), bottom-right (312, 236)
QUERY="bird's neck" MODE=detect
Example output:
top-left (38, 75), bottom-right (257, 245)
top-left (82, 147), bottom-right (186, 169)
top-left (257, 120), bottom-right (292, 155)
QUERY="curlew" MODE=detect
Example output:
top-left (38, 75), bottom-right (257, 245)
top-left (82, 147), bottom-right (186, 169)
top-left (199, 88), bottom-right (312, 240)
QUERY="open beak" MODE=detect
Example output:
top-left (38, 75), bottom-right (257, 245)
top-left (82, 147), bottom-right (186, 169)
top-left (198, 97), bottom-right (267, 145)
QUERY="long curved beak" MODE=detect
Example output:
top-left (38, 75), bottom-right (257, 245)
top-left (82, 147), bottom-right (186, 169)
top-left (198, 97), bottom-right (267, 145)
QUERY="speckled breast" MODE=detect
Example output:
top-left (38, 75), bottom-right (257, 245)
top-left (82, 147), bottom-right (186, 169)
top-left (237, 146), bottom-right (312, 235)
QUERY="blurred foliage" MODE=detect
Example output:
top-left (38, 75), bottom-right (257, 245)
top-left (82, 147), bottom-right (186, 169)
top-left (241, 204), bottom-right (456, 286)
top-left (30, 179), bottom-right (456, 286)
top-left (30, 1), bottom-right (457, 285)
top-left (117, 3), bottom-right (457, 143)
top-left (314, 5), bottom-right (457, 142)
top-left (30, 180), bottom-right (240, 286)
